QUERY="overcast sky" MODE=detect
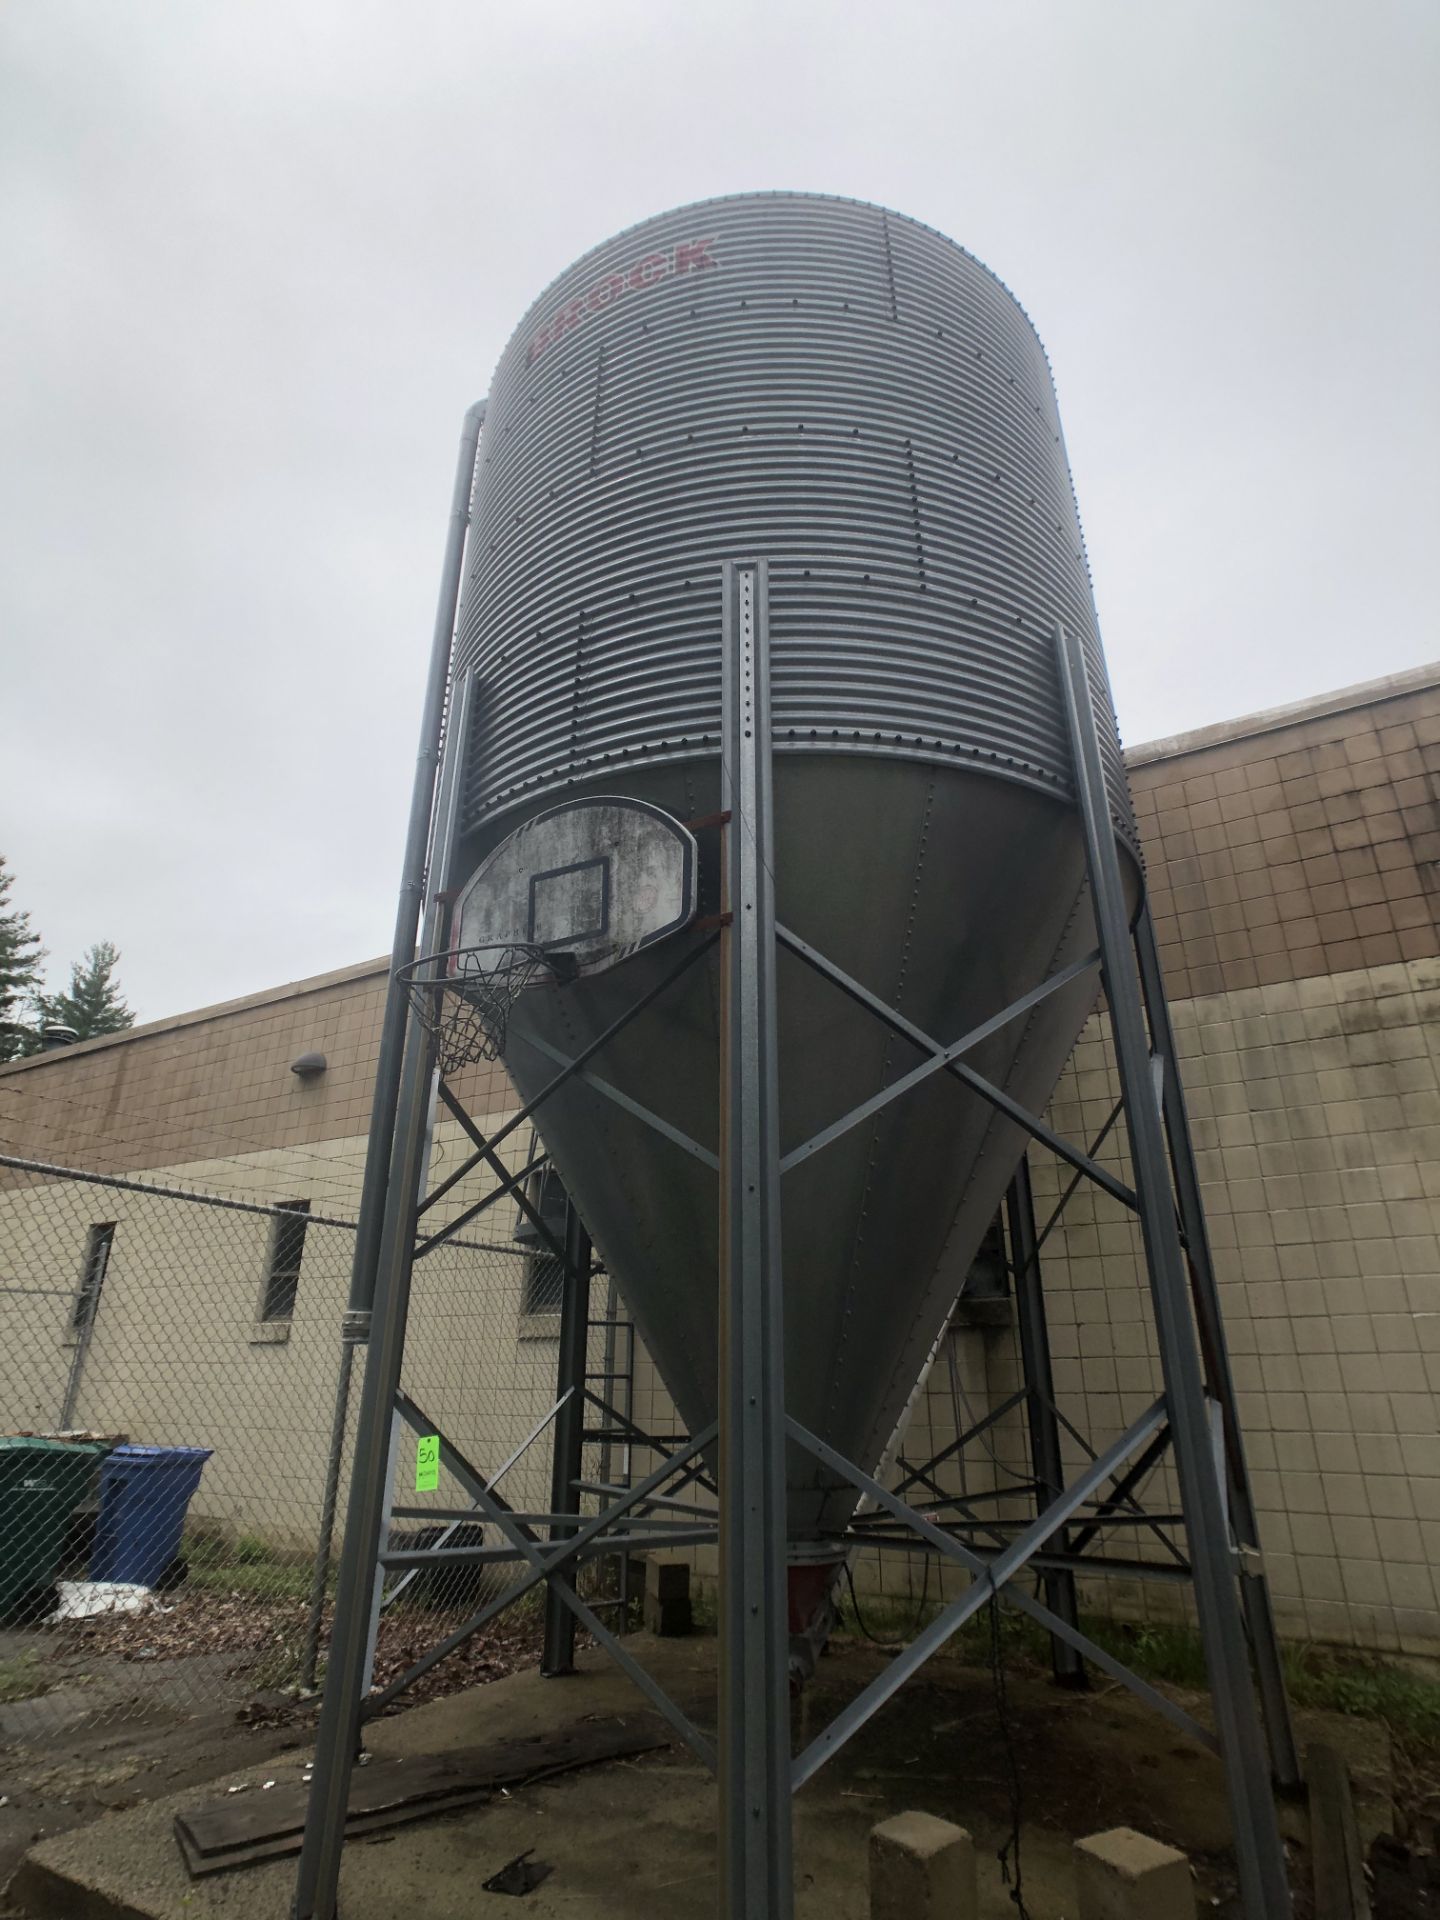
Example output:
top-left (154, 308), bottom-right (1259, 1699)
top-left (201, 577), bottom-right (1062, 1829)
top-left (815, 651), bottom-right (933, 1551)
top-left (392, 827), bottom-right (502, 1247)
top-left (2, 1), bottom-right (1436, 1024)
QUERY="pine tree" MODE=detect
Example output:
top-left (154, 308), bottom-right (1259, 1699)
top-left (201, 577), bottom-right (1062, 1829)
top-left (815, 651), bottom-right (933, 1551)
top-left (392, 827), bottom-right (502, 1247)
top-left (0, 856), bottom-right (45, 1061)
top-left (33, 941), bottom-right (135, 1044)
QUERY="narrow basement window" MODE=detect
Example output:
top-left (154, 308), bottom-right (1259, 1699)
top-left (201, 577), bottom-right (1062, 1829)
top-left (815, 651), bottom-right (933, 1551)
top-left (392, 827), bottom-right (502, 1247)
top-left (73, 1222), bottom-right (115, 1331)
top-left (261, 1200), bottom-right (311, 1322)
top-left (522, 1250), bottom-right (565, 1318)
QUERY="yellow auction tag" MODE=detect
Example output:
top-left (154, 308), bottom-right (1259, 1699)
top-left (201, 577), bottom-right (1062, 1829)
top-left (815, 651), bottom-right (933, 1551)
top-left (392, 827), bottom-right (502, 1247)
top-left (415, 1434), bottom-right (440, 1493)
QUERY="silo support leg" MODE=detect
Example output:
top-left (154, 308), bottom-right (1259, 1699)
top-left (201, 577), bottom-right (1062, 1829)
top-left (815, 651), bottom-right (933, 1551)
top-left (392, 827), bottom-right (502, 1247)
top-left (718, 558), bottom-right (794, 1920)
top-left (291, 1020), bottom-right (434, 1920)
top-left (1005, 1160), bottom-right (1087, 1688)
top-left (1132, 906), bottom-right (1302, 1791)
top-left (1054, 622), bottom-right (1294, 1920)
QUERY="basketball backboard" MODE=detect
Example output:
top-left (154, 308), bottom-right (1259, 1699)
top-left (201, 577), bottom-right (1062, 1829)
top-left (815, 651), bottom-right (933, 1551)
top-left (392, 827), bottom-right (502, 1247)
top-left (453, 796), bottom-right (698, 978)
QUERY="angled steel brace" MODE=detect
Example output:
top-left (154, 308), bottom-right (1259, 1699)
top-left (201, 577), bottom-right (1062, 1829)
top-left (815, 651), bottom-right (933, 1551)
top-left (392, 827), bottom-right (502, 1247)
top-left (1065, 1422), bottom-right (1177, 1559)
top-left (574, 1482), bottom-right (719, 1521)
top-left (888, 1456), bottom-right (1017, 1552)
top-left (419, 931), bottom-right (719, 1212)
top-left (851, 1538), bottom-right (1193, 1585)
top-left (379, 1526), bottom-right (719, 1570)
top-left (1039, 1396), bottom-right (1187, 1567)
top-left (854, 1484), bottom-right (1039, 1518)
top-left (582, 1387), bottom-right (719, 1497)
top-left (365, 1419), bottom-right (718, 1718)
top-left (393, 1389), bottom-right (537, 1539)
top-left (783, 940), bottom-right (1098, 1167)
top-left (436, 1079), bottom-right (576, 1272)
top-left (383, 1389), bottom-right (572, 1611)
top-left (1032, 1097), bottom-right (1126, 1253)
top-left (508, 1024), bottom-right (720, 1171)
top-left (395, 1391), bottom-right (714, 1567)
top-left (413, 1145), bottom-right (547, 1255)
top-left (787, 1406), bottom-right (1214, 1772)
top-left (775, 925), bottom-right (1135, 1207)
top-left (891, 1387), bottom-right (1030, 1498)
top-left (852, 1506), bottom-right (1185, 1534)
top-left (445, 1444), bottom-right (718, 1769)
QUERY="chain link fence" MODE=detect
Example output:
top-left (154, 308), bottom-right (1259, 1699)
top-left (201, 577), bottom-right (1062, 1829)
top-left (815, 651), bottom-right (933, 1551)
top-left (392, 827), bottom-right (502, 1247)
top-left (0, 1073), bottom-right (635, 1746)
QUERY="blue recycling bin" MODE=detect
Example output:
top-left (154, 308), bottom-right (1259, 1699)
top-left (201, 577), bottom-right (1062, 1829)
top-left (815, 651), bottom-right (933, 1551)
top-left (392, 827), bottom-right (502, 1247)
top-left (90, 1445), bottom-right (213, 1588)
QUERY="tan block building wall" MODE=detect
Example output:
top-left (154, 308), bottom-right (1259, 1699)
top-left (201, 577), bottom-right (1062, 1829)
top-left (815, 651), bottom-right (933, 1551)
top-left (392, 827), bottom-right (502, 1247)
top-left (0, 974), bottom-right (570, 1546)
top-left (888, 665), bottom-right (1440, 1655)
top-left (3, 665), bottom-right (1438, 1652)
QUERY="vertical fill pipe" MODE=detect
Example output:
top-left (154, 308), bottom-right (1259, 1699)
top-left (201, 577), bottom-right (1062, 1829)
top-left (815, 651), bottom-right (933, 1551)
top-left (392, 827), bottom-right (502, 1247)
top-left (291, 402), bottom-right (484, 1920)
top-left (296, 424), bottom-right (484, 1695)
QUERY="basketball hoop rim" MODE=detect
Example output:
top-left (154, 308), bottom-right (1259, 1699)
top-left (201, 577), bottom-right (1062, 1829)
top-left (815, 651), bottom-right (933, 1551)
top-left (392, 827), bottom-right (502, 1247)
top-left (395, 942), bottom-right (571, 1074)
top-left (394, 940), bottom-right (570, 989)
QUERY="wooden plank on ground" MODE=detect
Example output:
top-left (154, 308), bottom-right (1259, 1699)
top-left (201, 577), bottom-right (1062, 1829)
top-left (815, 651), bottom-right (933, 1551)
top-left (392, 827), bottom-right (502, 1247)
top-left (1309, 1740), bottom-right (1371, 1920)
top-left (175, 1716), bottom-right (668, 1877)
top-left (175, 1785), bottom-right (501, 1876)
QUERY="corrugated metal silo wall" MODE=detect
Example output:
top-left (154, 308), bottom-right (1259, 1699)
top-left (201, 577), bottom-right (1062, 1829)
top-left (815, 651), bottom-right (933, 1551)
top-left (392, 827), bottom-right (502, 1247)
top-left (454, 191), bottom-right (1135, 847)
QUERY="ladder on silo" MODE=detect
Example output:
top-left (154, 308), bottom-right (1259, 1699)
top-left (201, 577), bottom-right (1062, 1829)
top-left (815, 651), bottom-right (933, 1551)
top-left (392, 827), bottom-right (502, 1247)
top-left (585, 1274), bottom-right (637, 1624)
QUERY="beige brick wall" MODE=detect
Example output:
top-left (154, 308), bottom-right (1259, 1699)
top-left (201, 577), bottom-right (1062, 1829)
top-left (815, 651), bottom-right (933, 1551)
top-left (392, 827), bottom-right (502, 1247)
top-left (0, 1114), bottom-right (572, 1547)
top-left (0, 957), bottom-right (517, 1186)
top-left (1132, 666), bottom-right (1440, 996)
top-left (1054, 958), bottom-right (1438, 1652)
top-left (854, 670), bottom-right (1440, 1656)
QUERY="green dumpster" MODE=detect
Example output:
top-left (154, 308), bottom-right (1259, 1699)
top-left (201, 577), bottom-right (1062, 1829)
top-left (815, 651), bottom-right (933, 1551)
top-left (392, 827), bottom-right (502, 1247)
top-left (0, 1437), bottom-right (105, 1622)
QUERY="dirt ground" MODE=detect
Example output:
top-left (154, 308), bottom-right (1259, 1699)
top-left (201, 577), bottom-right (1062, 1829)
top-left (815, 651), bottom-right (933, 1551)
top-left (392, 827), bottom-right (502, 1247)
top-left (0, 1621), bottom-right (1415, 1919)
top-left (0, 1598), bottom-right (541, 1910)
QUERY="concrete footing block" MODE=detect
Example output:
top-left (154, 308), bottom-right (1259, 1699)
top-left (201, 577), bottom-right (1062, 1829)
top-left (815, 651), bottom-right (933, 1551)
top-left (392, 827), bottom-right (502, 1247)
top-left (868, 1810), bottom-right (976, 1920)
top-left (1074, 1826), bottom-right (1196, 1920)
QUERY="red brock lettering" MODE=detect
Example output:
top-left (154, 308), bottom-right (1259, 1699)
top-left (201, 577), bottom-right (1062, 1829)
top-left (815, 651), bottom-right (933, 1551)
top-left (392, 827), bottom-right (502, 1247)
top-left (627, 253), bottom-right (668, 291)
top-left (587, 273), bottom-right (626, 313)
top-left (552, 296), bottom-right (586, 340)
top-left (674, 236), bottom-right (716, 274)
top-left (526, 237), bottom-right (719, 364)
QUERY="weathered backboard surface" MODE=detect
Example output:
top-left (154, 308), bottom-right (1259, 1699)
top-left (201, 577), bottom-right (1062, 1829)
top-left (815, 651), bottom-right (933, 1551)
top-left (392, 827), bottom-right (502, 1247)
top-left (454, 797), bottom-right (698, 977)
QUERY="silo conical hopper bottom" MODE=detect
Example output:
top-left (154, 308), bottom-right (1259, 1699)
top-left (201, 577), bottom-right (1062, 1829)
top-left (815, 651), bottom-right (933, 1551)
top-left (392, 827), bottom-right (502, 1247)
top-left (501, 754), bottom-right (1133, 1552)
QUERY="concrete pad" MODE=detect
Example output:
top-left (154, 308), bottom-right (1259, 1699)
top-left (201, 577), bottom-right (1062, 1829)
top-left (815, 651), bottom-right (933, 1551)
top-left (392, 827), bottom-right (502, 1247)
top-left (6, 1633), bottom-right (1253, 1920)
top-left (10, 1638), bottom-right (716, 1920)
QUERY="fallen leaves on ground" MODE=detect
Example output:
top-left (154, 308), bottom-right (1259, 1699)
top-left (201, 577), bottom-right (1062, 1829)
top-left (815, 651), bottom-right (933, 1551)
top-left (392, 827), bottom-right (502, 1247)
top-left (46, 1588), bottom-right (306, 1667)
top-left (41, 1585), bottom-right (545, 1718)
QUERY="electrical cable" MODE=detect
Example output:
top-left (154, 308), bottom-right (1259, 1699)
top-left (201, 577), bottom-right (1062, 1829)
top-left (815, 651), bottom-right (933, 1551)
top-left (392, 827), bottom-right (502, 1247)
top-left (989, 1592), bottom-right (1031, 1919)
top-left (946, 1330), bottom-right (1036, 1487)
top-left (843, 1556), bottom-right (931, 1653)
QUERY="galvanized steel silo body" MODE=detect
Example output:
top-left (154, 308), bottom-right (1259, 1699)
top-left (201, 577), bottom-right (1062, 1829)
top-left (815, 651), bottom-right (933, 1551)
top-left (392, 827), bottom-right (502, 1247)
top-left (451, 194), bottom-right (1140, 1539)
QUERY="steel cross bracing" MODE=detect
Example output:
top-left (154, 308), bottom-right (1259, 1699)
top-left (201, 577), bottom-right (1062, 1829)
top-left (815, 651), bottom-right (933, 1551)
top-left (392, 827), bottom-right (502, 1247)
top-left (292, 488), bottom-right (1298, 1920)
